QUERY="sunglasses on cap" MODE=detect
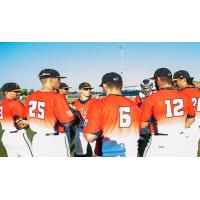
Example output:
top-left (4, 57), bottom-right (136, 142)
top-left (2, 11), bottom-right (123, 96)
top-left (83, 88), bottom-right (92, 91)
top-left (12, 89), bottom-right (21, 93)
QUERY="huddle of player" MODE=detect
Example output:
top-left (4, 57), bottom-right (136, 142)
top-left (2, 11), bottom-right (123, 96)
top-left (0, 67), bottom-right (199, 157)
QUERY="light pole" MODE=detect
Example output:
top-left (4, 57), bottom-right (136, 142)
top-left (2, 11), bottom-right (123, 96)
top-left (118, 44), bottom-right (124, 77)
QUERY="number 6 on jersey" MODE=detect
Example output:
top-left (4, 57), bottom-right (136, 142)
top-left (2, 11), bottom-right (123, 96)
top-left (119, 107), bottom-right (132, 128)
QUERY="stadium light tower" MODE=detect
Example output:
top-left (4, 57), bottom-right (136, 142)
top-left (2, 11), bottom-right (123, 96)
top-left (118, 44), bottom-right (124, 77)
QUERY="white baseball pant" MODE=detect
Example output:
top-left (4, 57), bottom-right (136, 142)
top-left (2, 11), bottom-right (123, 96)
top-left (144, 134), bottom-right (186, 157)
top-left (32, 133), bottom-right (70, 157)
top-left (75, 126), bottom-right (96, 156)
top-left (1, 130), bottom-right (33, 157)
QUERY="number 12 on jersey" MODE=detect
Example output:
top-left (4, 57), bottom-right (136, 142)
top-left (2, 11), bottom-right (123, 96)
top-left (164, 99), bottom-right (184, 117)
top-left (119, 107), bottom-right (132, 128)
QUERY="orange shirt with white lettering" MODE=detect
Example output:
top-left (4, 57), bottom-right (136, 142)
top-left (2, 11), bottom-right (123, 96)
top-left (73, 98), bottom-right (96, 119)
top-left (141, 88), bottom-right (195, 135)
top-left (180, 87), bottom-right (200, 125)
top-left (84, 95), bottom-right (141, 157)
top-left (24, 91), bottom-right (74, 134)
top-left (0, 98), bottom-right (25, 131)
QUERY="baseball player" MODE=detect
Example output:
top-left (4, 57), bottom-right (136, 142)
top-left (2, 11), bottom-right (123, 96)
top-left (24, 69), bottom-right (75, 157)
top-left (56, 82), bottom-right (72, 155)
top-left (0, 83), bottom-right (32, 157)
top-left (57, 82), bottom-right (71, 99)
top-left (173, 70), bottom-right (200, 156)
top-left (83, 72), bottom-right (141, 157)
top-left (73, 82), bottom-right (96, 156)
top-left (134, 79), bottom-right (156, 156)
top-left (139, 68), bottom-right (195, 157)
top-left (134, 79), bottom-right (154, 107)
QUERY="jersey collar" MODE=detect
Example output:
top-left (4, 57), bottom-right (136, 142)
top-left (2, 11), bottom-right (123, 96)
top-left (79, 96), bottom-right (91, 104)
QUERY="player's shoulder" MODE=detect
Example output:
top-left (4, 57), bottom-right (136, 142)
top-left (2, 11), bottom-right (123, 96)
top-left (182, 87), bottom-right (200, 96)
top-left (9, 99), bottom-right (24, 108)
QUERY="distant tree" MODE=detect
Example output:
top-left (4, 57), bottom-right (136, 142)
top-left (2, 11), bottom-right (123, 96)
top-left (22, 89), bottom-right (28, 96)
top-left (29, 89), bottom-right (35, 94)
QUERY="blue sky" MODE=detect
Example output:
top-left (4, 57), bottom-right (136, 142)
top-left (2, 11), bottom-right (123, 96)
top-left (0, 42), bottom-right (200, 91)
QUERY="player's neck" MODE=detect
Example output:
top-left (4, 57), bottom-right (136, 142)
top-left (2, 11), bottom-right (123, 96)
top-left (40, 85), bottom-right (54, 92)
top-left (159, 84), bottom-right (173, 90)
top-left (106, 90), bottom-right (122, 96)
top-left (80, 95), bottom-right (89, 101)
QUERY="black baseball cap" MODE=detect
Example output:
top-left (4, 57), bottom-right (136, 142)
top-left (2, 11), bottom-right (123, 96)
top-left (38, 69), bottom-right (66, 79)
top-left (2, 82), bottom-right (21, 93)
top-left (173, 70), bottom-right (194, 80)
top-left (150, 68), bottom-right (172, 79)
top-left (59, 83), bottom-right (71, 89)
top-left (79, 82), bottom-right (93, 90)
top-left (99, 72), bottom-right (123, 87)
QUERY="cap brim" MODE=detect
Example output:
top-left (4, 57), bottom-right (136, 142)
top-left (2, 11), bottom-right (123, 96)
top-left (149, 77), bottom-right (155, 80)
top-left (99, 83), bottom-right (103, 87)
top-left (82, 87), bottom-right (93, 89)
top-left (12, 89), bottom-right (22, 92)
top-left (57, 76), bottom-right (67, 79)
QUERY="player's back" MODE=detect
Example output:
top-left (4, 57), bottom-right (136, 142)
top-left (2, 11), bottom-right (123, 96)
top-left (141, 89), bottom-right (195, 135)
top-left (25, 90), bottom-right (72, 134)
top-left (92, 95), bottom-right (140, 156)
top-left (0, 99), bottom-right (24, 131)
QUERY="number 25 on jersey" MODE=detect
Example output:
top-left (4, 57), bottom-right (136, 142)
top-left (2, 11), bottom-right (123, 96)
top-left (29, 101), bottom-right (46, 119)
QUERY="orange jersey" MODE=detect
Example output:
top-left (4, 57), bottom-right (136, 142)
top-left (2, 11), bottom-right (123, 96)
top-left (141, 88), bottom-right (195, 135)
top-left (180, 87), bottom-right (200, 117)
top-left (134, 96), bottom-right (142, 106)
top-left (83, 95), bottom-right (141, 156)
top-left (24, 91), bottom-right (74, 134)
top-left (0, 98), bottom-right (25, 131)
top-left (73, 98), bottom-right (96, 119)
top-left (134, 93), bottom-right (155, 133)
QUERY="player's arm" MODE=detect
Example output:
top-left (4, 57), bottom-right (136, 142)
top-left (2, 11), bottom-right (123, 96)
top-left (54, 95), bottom-right (75, 128)
top-left (83, 100), bottom-right (103, 143)
top-left (11, 101), bottom-right (29, 130)
top-left (140, 97), bottom-right (153, 135)
top-left (138, 97), bottom-right (153, 157)
top-left (185, 97), bottom-right (196, 128)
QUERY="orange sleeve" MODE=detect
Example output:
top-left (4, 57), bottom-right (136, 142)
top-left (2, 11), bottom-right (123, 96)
top-left (132, 105), bottom-right (141, 133)
top-left (185, 95), bottom-right (196, 117)
top-left (54, 94), bottom-right (75, 124)
top-left (134, 96), bottom-right (142, 106)
top-left (10, 101), bottom-right (25, 118)
top-left (83, 100), bottom-right (103, 134)
top-left (140, 96), bottom-right (154, 122)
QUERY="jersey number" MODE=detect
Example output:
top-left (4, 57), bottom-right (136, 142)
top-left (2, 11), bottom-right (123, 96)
top-left (192, 98), bottom-right (200, 112)
top-left (164, 99), bottom-right (184, 117)
top-left (119, 107), bottom-right (131, 128)
top-left (0, 106), bottom-right (3, 120)
top-left (29, 101), bottom-right (45, 119)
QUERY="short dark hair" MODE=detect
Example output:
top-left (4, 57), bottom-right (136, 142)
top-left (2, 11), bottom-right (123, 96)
top-left (105, 82), bottom-right (123, 89)
top-left (186, 78), bottom-right (195, 86)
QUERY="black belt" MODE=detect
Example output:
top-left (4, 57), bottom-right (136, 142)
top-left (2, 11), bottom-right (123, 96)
top-left (10, 130), bottom-right (18, 133)
top-left (45, 133), bottom-right (59, 136)
top-left (154, 133), bottom-right (168, 136)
